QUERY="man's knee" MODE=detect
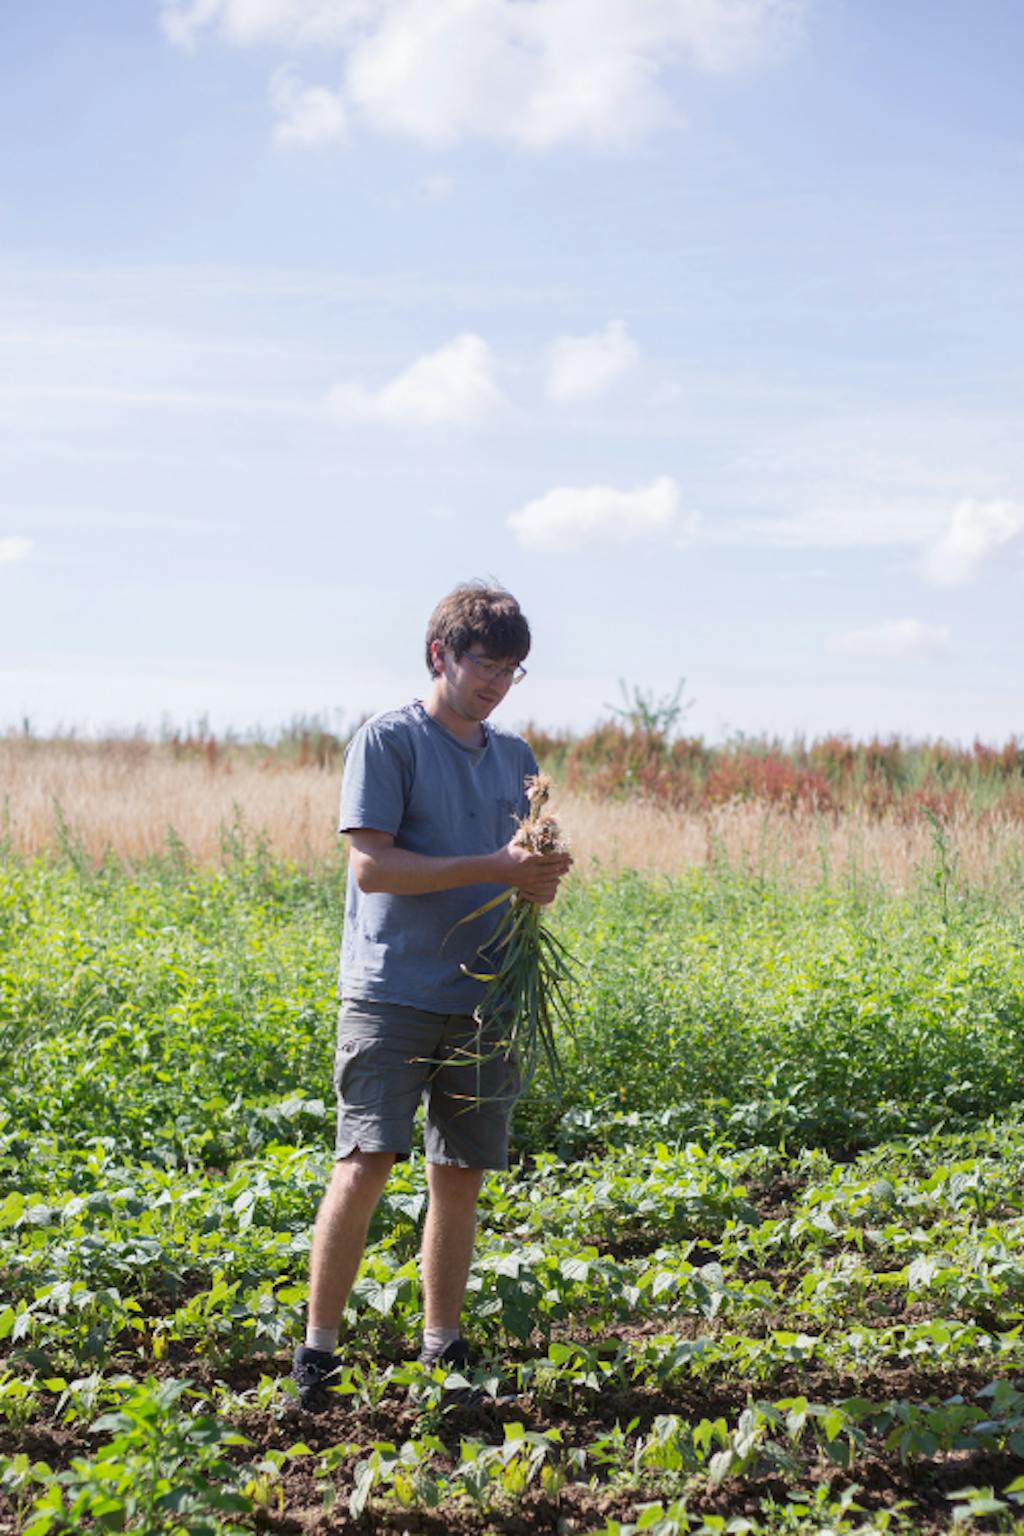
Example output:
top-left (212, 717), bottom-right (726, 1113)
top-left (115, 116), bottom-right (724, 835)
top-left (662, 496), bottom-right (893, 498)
top-left (327, 1150), bottom-right (395, 1206)
top-left (427, 1163), bottom-right (484, 1207)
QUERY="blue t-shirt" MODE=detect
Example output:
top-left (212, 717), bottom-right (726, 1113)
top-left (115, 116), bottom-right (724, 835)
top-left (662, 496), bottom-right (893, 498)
top-left (338, 700), bottom-right (538, 1013)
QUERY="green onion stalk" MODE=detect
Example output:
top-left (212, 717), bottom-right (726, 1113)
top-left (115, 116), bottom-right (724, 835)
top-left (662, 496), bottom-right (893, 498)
top-left (448, 774), bottom-right (577, 1102)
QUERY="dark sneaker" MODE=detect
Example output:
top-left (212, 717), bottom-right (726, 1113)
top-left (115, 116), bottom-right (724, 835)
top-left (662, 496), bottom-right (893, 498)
top-left (418, 1336), bottom-right (471, 1371)
top-left (291, 1345), bottom-right (343, 1413)
top-left (417, 1338), bottom-right (516, 1409)
top-left (417, 1337), bottom-right (484, 1407)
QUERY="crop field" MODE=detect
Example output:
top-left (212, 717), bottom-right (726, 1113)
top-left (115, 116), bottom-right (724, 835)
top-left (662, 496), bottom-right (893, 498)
top-left (3, 800), bottom-right (1024, 1532)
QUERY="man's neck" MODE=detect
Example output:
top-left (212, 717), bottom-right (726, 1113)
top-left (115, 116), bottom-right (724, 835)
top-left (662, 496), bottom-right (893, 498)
top-left (424, 685), bottom-right (486, 748)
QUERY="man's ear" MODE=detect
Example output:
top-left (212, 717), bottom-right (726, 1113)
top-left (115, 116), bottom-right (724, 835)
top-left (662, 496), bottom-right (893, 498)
top-left (429, 639), bottom-right (444, 676)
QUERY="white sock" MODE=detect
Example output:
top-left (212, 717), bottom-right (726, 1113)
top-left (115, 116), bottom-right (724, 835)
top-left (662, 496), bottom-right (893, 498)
top-left (423, 1326), bottom-right (460, 1357)
top-left (305, 1324), bottom-right (339, 1353)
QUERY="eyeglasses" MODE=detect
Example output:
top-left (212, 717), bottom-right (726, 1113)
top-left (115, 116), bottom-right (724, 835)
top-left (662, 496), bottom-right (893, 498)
top-left (461, 652), bottom-right (527, 686)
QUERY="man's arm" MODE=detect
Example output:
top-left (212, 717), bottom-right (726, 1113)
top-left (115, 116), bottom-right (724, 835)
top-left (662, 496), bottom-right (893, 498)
top-left (348, 829), bottom-right (571, 906)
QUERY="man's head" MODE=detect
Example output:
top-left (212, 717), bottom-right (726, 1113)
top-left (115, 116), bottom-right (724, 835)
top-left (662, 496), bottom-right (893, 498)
top-left (425, 582), bottom-right (530, 679)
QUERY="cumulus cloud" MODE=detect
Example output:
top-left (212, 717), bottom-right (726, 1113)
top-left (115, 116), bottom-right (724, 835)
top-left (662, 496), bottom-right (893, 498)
top-left (837, 619), bottom-right (950, 659)
top-left (923, 498), bottom-right (1024, 587)
top-left (0, 536), bottom-right (32, 566)
top-left (160, 0), bottom-right (804, 150)
top-left (546, 320), bottom-right (638, 401)
top-left (326, 333), bottom-right (500, 425)
top-left (270, 66), bottom-right (347, 145)
top-left (508, 475), bottom-right (684, 553)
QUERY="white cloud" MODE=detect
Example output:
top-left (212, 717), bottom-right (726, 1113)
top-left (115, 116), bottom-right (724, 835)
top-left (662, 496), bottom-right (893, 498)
top-left (269, 66), bottom-right (347, 145)
top-left (161, 0), bottom-right (805, 150)
top-left (923, 498), bottom-right (1024, 587)
top-left (508, 475), bottom-right (684, 552)
top-left (0, 537), bottom-right (32, 566)
top-left (326, 333), bottom-right (500, 425)
top-left (546, 319), bottom-right (638, 401)
top-left (837, 619), bottom-right (950, 659)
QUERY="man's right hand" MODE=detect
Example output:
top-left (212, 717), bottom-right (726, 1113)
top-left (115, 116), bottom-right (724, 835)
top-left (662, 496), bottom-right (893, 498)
top-left (490, 840), bottom-right (573, 905)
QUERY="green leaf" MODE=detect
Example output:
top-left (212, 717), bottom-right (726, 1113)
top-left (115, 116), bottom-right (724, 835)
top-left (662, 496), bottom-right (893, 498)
top-left (822, 1408), bottom-right (846, 1442)
top-left (0, 1191), bottom-right (25, 1229)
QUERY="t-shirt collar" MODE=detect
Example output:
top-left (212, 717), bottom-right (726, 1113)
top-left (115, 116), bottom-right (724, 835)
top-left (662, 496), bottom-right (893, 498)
top-left (414, 699), bottom-right (490, 756)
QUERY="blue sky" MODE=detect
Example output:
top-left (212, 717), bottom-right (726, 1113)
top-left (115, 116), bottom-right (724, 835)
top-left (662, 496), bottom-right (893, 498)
top-left (2, 0), bottom-right (1022, 742)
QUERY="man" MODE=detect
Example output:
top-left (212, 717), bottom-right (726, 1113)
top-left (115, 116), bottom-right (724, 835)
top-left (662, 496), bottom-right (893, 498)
top-left (292, 582), bottom-right (572, 1412)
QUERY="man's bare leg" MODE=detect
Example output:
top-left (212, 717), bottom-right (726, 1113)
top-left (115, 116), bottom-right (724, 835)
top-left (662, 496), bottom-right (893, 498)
top-left (306, 1151), bottom-right (395, 1332)
top-left (421, 1163), bottom-right (485, 1331)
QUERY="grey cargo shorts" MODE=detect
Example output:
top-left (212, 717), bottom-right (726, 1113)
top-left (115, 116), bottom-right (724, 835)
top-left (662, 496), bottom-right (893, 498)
top-left (334, 999), bottom-right (522, 1170)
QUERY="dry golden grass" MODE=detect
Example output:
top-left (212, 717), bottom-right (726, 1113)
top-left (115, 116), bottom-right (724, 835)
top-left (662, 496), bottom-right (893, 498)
top-left (1, 737), bottom-right (339, 869)
top-left (3, 736), bottom-right (1022, 891)
top-left (559, 793), bottom-right (1023, 893)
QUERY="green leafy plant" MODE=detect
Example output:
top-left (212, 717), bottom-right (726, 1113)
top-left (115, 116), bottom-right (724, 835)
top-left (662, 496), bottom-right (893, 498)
top-left (11, 1378), bottom-right (255, 1535)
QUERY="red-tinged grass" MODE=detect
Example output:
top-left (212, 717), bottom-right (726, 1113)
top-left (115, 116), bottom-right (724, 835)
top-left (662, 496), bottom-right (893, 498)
top-left (522, 723), bottom-right (1024, 822)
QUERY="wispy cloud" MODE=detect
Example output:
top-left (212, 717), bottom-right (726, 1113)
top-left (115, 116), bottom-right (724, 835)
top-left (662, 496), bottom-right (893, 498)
top-left (718, 501), bottom-right (943, 550)
top-left (0, 384), bottom-right (311, 418)
top-left (836, 619), bottom-right (950, 658)
top-left (545, 319), bottom-right (638, 401)
top-left (269, 66), bottom-right (347, 146)
top-left (326, 333), bottom-right (501, 426)
top-left (923, 498), bottom-right (1024, 587)
top-left (508, 475), bottom-right (685, 553)
top-left (0, 536), bottom-right (32, 565)
top-left (159, 0), bottom-right (364, 50)
top-left (418, 173), bottom-right (455, 203)
top-left (160, 0), bottom-right (805, 150)
top-left (0, 259), bottom-right (599, 313)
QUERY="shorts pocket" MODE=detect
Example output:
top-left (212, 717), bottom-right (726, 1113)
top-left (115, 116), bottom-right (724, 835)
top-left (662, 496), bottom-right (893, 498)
top-left (334, 1037), bottom-right (384, 1112)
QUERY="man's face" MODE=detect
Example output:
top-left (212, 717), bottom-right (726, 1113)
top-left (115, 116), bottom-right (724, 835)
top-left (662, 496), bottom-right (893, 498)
top-left (433, 643), bottom-right (520, 722)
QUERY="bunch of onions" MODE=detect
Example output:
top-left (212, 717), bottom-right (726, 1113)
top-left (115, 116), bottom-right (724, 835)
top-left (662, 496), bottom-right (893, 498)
top-left (451, 774), bottom-right (576, 1096)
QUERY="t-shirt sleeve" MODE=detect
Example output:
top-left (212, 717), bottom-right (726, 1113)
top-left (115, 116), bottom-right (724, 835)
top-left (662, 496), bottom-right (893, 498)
top-left (338, 721), bottom-right (411, 836)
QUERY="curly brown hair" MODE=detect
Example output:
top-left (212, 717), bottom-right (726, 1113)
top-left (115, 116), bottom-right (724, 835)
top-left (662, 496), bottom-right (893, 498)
top-left (424, 582), bottom-right (531, 677)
